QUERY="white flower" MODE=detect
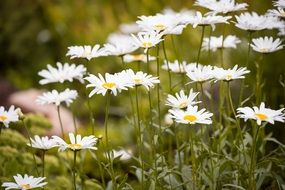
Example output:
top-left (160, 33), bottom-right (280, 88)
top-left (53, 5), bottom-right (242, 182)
top-left (0, 106), bottom-right (19, 128)
top-left (267, 8), bottom-right (285, 18)
top-left (36, 89), bottom-right (78, 107)
top-left (123, 69), bottom-right (160, 90)
top-left (52, 133), bottom-right (98, 151)
top-left (194, 0), bottom-right (248, 15)
top-left (136, 14), bottom-right (186, 35)
top-left (202, 35), bottom-right (241, 52)
top-left (184, 11), bottom-right (231, 30)
top-left (27, 135), bottom-right (57, 150)
top-left (131, 31), bottom-right (164, 53)
top-left (235, 12), bottom-right (283, 31)
top-left (84, 72), bottom-right (133, 97)
top-left (250, 36), bottom-right (284, 53)
top-left (278, 27), bottom-right (285, 36)
top-left (38, 62), bottom-right (86, 85)
top-left (110, 149), bottom-right (132, 161)
top-left (169, 105), bottom-right (213, 125)
top-left (186, 65), bottom-right (214, 83)
top-left (123, 54), bottom-right (156, 63)
top-left (2, 174), bottom-right (47, 190)
top-left (274, 0), bottom-right (285, 8)
top-left (119, 22), bottom-right (141, 34)
top-left (66, 45), bottom-right (106, 60)
top-left (164, 113), bottom-right (174, 125)
top-left (212, 65), bottom-right (250, 82)
top-left (166, 89), bottom-right (200, 109)
top-left (237, 102), bottom-right (285, 125)
top-left (162, 60), bottom-right (201, 73)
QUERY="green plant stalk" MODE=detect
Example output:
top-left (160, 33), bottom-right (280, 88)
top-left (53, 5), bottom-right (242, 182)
top-left (86, 93), bottom-right (96, 135)
top-left (197, 25), bottom-right (206, 66)
top-left (174, 122), bottom-right (182, 171)
top-left (171, 35), bottom-right (180, 61)
top-left (72, 111), bottom-right (78, 135)
top-left (189, 126), bottom-right (197, 188)
top-left (42, 150), bottom-right (46, 177)
top-left (156, 45), bottom-right (162, 137)
top-left (162, 40), bottom-right (172, 92)
top-left (57, 106), bottom-right (65, 139)
top-left (73, 151), bottom-right (77, 190)
top-left (207, 27), bottom-right (212, 63)
top-left (255, 54), bottom-right (264, 105)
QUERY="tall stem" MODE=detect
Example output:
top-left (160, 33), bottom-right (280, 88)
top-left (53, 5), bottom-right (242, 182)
top-left (255, 54), bottom-right (264, 104)
top-left (207, 27), bottom-right (212, 63)
top-left (189, 126), bottom-right (197, 188)
top-left (42, 150), bottom-right (46, 177)
top-left (156, 45), bottom-right (162, 133)
top-left (57, 106), bottom-right (65, 139)
top-left (162, 40), bottom-right (172, 92)
top-left (197, 26), bottom-right (206, 66)
top-left (73, 151), bottom-right (77, 190)
top-left (249, 124), bottom-right (260, 190)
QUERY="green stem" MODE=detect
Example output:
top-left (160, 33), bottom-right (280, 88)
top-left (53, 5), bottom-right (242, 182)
top-left (156, 45), bottom-right (162, 134)
top-left (57, 106), bottom-right (65, 139)
top-left (207, 27), bottom-right (212, 63)
top-left (72, 112), bottom-right (77, 135)
top-left (73, 151), bottom-right (77, 190)
top-left (42, 150), bottom-right (46, 177)
top-left (255, 54), bottom-right (264, 105)
top-left (249, 125), bottom-right (260, 190)
top-left (162, 40), bottom-right (172, 92)
top-left (86, 93), bottom-right (95, 135)
top-left (171, 35), bottom-right (180, 61)
top-left (197, 25), bottom-right (206, 66)
top-left (189, 126), bottom-right (197, 188)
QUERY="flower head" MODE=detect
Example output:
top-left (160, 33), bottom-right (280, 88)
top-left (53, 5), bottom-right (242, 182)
top-left (267, 8), bottom-right (285, 18)
top-left (0, 106), bottom-right (19, 128)
top-left (110, 149), bottom-right (132, 161)
top-left (131, 31), bottom-right (163, 53)
top-left (123, 54), bottom-right (156, 63)
top-left (2, 174), bottom-right (47, 190)
top-left (162, 60), bottom-right (200, 73)
top-left (194, 0), bottom-right (248, 15)
top-left (119, 22), bottom-right (141, 34)
top-left (27, 135), bottom-right (57, 150)
top-left (52, 133), bottom-right (98, 151)
top-left (166, 89), bottom-right (200, 109)
top-left (237, 102), bottom-right (285, 125)
top-left (36, 89), bottom-right (78, 107)
top-left (274, 0), bottom-right (285, 8)
top-left (186, 65), bottom-right (214, 83)
top-left (213, 65), bottom-right (250, 82)
top-left (66, 45), bottom-right (106, 60)
top-left (202, 35), bottom-right (241, 52)
top-left (250, 36), bottom-right (284, 53)
top-left (169, 106), bottom-right (213, 125)
top-left (85, 72), bottom-right (133, 97)
top-left (38, 62), bottom-right (86, 85)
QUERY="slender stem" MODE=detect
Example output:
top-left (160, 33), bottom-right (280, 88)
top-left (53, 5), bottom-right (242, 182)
top-left (57, 106), bottom-right (65, 139)
top-left (72, 112), bottom-right (77, 135)
top-left (207, 27), bottom-right (212, 63)
top-left (171, 35), bottom-right (180, 61)
top-left (86, 94), bottom-right (95, 135)
top-left (156, 45), bottom-right (162, 133)
top-left (197, 26), bottom-right (206, 66)
top-left (255, 54), bottom-right (264, 104)
top-left (120, 55), bottom-right (125, 69)
top-left (73, 151), bottom-right (77, 190)
top-left (104, 91), bottom-right (111, 148)
top-left (249, 125), bottom-right (260, 190)
top-left (174, 122), bottom-right (182, 171)
top-left (162, 40), bottom-right (172, 92)
top-left (189, 126), bottom-right (197, 188)
top-left (42, 150), bottom-right (46, 177)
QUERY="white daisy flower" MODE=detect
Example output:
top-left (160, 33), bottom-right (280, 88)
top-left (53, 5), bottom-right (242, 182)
top-left (186, 65), bottom-right (214, 83)
top-left (110, 149), bottom-right (132, 161)
top-left (194, 0), bottom-right (248, 15)
top-left (235, 12), bottom-right (282, 31)
top-left (131, 31), bottom-right (164, 53)
top-left (52, 133), bottom-right (98, 151)
top-left (123, 54), bottom-right (156, 63)
top-left (27, 135), bottom-right (57, 150)
top-left (166, 89), bottom-right (200, 109)
top-left (66, 45), bottom-right (106, 60)
top-left (84, 72), bottom-right (133, 97)
top-left (184, 11), bottom-right (232, 30)
top-left (36, 89), bottom-right (78, 107)
top-left (162, 60), bottom-right (200, 73)
top-left (267, 8), bottom-right (285, 18)
top-left (212, 65), bottom-right (250, 82)
top-left (202, 35), bottom-right (241, 52)
top-left (250, 36), bottom-right (284, 53)
top-left (274, 0), bottom-right (285, 8)
top-left (136, 14), bottom-right (186, 35)
top-left (0, 106), bottom-right (19, 128)
top-left (38, 62), bottom-right (86, 85)
top-left (2, 174), bottom-right (47, 190)
top-left (169, 105), bottom-right (213, 125)
top-left (164, 113), bottom-right (174, 125)
top-left (123, 69), bottom-right (160, 90)
top-left (237, 102), bottom-right (285, 125)
top-left (119, 22), bottom-right (141, 34)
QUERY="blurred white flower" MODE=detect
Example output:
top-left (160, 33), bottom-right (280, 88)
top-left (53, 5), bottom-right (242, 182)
top-left (166, 89), bottom-right (200, 109)
top-left (38, 62), bottom-right (86, 85)
top-left (184, 11), bottom-right (231, 30)
top-left (110, 149), bottom-right (132, 161)
top-left (237, 102), bottom-right (285, 125)
top-left (123, 54), bottom-right (156, 63)
top-left (250, 36), bottom-right (284, 53)
top-left (36, 89), bottom-right (78, 107)
top-left (66, 45), bottom-right (106, 60)
top-left (169, 105), bottom-right (213, 125)
top-left (131, 31), bottom-right (164, 53)
top-left (267, 8), bottom-right (285, 18)
top-left (119, 22), bottom-right (141, 34)
top-left (162, 60), bottom-right (200, 73)
top-left (122, 69), bottom-right (160, 90)
top-left (186, 65), bottom-right (214, 83)
top-left (136, 14), bottom-right (186, 35)
top-left (278, 27), bottom-right (285, 36)
top-left (85, 72), bottom-right (133, 97)
top-left (2, 174), bottom-right (47, 190)
top-left (202, 35), bottom-right (241, 51)
top-left (213, 65), bottom-right (250, 82)
top-left (27, 135), bottom-right (57, 150)
top-left (0, 106), bottom-right (19, 128)
top-left (52, 133), bottom-right (98, 151)
top-left (274, 0), bottom-right (285, 8)
top-left (164, 113), bottom-right (174, 125)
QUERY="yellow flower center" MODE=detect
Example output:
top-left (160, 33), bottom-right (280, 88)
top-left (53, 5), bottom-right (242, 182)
top-left (260, 48), bottom-right (269, 53)
top-left (154, 24), bottom-right (166, 31)
top-left (255, 113), bottom-right (268, 120)
top-left (132, 54), bottom-right (143, 61)
top-left (21, 184), bottom-right (31, 189)
top-left (0, 115), bottom-right (7, 122)
top-left (142, 42), bottom-right (153, 48)
top-left (179, 102), bottom-right (188, 109)
top-left (68, 143), bottom-right (82, 149)
top-left (226, 74), bottom-right (233, 81)
top-left (183, 114), bottom-right (197, 123)
top-left (102, 82), bottom-right (116, 89)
